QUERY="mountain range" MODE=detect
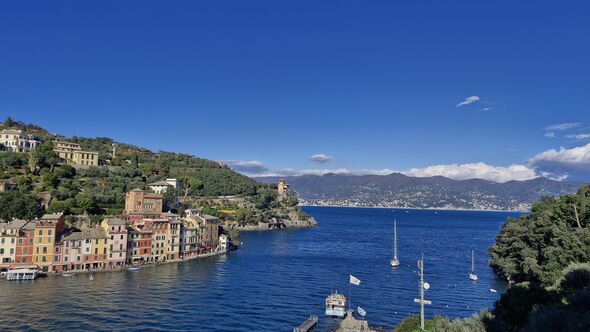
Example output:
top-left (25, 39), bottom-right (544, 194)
top-left (255, 173), bottom-right (585, 211)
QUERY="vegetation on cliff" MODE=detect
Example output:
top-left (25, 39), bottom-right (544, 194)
top-left (394, 185), bottom-right (590, 331)
top-left (0, 118), bottom-right (310, 225)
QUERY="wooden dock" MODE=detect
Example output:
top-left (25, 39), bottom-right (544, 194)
top-left (293, 315), bottom-right (318, 332)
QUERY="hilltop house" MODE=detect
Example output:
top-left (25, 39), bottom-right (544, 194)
top-left (53, 140), bottom-right (99, 167)
top-left (1, 128), bottom-right (40, 152)
top-left (148, 179), bottom-right (179, 195)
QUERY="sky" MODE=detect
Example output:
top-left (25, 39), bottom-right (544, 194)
top-left (1, 1), bottom-right (589, 182)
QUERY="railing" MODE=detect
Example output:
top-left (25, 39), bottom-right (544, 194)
top-left (293, 315), bottom-right (318, 332)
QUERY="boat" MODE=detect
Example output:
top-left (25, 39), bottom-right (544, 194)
top-left (356, 306), bottom-right (366, 317)
top-left (325, 291), bottom-right (347, 318)
top-left (489, 288), bottom-right (497, 293)
top-left (469, 250), bottom-right (478, 281)
top-left (6, 268), bottom-right (37, 281)
top-left (62, 272), bottom-right (75, 277)
top-left (127, 267), bottom-right (140, 272)
top-left (390, 219), bottom-right (400, 268)
top-left (89, 275), bottom-right (94, 280)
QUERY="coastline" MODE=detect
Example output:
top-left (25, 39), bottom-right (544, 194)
top-left (28, 249), bottom-right (232, 278)
top-left (300, 204), bottom-right (528, 213)
top-left (225, 218), bottom-right (318, 232)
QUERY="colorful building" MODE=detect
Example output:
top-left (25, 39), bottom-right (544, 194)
top-left (180, 218), bottom-right (199, 258)
top-left (150, 218), bottom-right (169, 262)
top-left (15, 221), bottom-right (35, 267)
top-left (53, 140), bottom-right (99, 166)
top-left (1, 128), bottom-right (40, 152)
top-left (126, 225), bottom-right (152, 264)
top-left (163, 212), bottom-right (181, 260)
top-left (124, 189), bottom-right (163, 214)
top-left (32, 213), bottom-right (65, 272)
top-left (60, 227), bottom-right (108, 271)
top-left (0, 220), bottom-right (28, 270)
top-left (101, 218), bottom-right (128, 268)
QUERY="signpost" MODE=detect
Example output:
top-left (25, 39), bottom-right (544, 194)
top-left (414, 254), bottom-right (431, 330)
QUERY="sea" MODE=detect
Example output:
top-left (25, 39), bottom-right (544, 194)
top-left (0, 207), bottom-right (522, 331)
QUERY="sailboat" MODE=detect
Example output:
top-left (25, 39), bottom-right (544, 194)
top-left (390, 219), bottom-right (400, 267)
top-left (469, 250), bottom-right (478, 281)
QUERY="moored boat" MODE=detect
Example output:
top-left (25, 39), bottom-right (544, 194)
top-left (356, 306), bottom-right (366, 317)
top-left (390, 219), bottom-right (400, 268)
top-left (6, 268), bottom-right (38, 281)
top-left (325, 291), bottom-right (347, 318)
top-left (127, 267), bottom-right (140, 272)
top-left (62, 272), bottom-right (75, 277)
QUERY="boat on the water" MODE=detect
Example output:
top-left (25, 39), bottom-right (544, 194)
top-left (469, 250), bottom-right (478, 281)
top-left (356, 306), bottom-right (366, 317)
top-left (390, 219), bottom-right (400, 268)
top-left (127, 267), bottom-right (140, 272)
top-left (62, 272), bottom-right (75, 277)
top-left (489, 288), bottom-right (497, 293)
top-left (89, 275), bottom-right (94, 280)
top-left (6, 268), bottom-right (37, 281)
top-left (325, 291), bottom-right (347, 318)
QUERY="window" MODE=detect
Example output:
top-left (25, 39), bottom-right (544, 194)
top-left (94, 248), bottom-right (98, 255)
top-left (38, 230), bottom-right (42, 236)
top-left (0, 249), bottom-right (3, 254)
top-left (42, 256), bottom-right (46, 262)
top-left (42, 246), bottom-right (47, 253)
top-left (48, 230), bottom-right (52, 236)
top-left (10, 248), bottom-right (14, 254)
top-left (85, 247), bottom-right (89, 253)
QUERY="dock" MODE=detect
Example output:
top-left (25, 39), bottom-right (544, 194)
top-left (293, 315), bottom-right (318, 332)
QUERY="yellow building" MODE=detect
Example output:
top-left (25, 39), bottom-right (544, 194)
top-left (32, 213), bottom-right (65, 272)
top-left (1, 129), bottom-right (40, 152)
top-left (53, 140), bottom-right (99, 166)
top-left (278, 179), bottom-right (290, 196)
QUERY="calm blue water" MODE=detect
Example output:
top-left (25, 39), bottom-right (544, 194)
top-left (0, 207), bottom-right (521, 331)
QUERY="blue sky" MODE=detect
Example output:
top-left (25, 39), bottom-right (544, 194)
top-left (1, 1), bottom-right (589, 181)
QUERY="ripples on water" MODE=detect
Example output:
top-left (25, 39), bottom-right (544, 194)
top-left (0, 207), bottom-right (520, 331)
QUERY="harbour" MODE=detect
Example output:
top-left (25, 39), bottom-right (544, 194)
top-left (0, 207), bottom-right (519, 331)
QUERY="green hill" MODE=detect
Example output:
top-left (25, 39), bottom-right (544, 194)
top-left (0, 117), bottom-right (309, 225)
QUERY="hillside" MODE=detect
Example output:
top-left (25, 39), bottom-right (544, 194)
top-left (256, 173), bottom-right (584, 211)
top-left (0, 118), bottom-right (311, 226)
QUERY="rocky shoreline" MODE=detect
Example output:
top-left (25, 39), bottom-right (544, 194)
top-left (224, 218), bottom-right (317, 232)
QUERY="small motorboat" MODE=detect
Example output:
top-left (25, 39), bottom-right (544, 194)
top-left (127, 267), bottom-right (140, 272)
top-left (62, 272), bottom-right (75, 277)
top-left (89, 275), bottom-right (94, 280)
top-left (489, 288), bottom-right (497, 293)
top-left (357, 306), bottom-right (366, 317)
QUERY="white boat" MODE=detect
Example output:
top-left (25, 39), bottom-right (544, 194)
top-left (325, 291), bottom-right (347, 318)
top-left (6, 268), bottom-right (37, 281)
top-left (489, 288), bottom-right (497, 293)
top-left (469, 250), bottom-right (478, 281)
top-left (127, 267), bottom-right (140, 272)
top-left (89, 275), bottom-right (94, 280)
top-left (390, 219), bottom-right (400, 268)
top-left (357, 306), bottom-right (366, 317)
top-left (62, 272), bottom-right (75, 277)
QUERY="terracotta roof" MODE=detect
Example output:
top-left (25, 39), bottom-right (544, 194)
top-left (63, 227), bottom-right (107, 241)
top-left (105, 218), bottom-right (126, 226)
top-left (41, 213), bottom-right (63, 220)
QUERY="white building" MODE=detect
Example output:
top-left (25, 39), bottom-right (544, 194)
top-left (218, 234), bottom-right (230, 252)
top-left (149, 178), bottom-right (179, 195)
top-left (1, 129), bottom-right (40, 152)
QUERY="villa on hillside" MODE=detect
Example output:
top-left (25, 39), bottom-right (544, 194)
top-left (1, 128), bottom-right (40, 152)
top-left (53, 140), bottom-right (99, 167)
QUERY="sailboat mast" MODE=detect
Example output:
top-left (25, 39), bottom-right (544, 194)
top-left (471, 250), bottom-right (475, 272)
top-left (394, 219), bottom-right (398, 259)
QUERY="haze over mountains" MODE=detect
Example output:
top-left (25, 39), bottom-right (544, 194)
top-left (255, 173), bottom-right (585, 211)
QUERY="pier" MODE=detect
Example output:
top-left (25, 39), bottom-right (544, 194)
top-left (293, 315), bottom-right (318, 332)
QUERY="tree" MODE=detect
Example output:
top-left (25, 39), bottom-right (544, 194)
top-left (0, 190), bottom-right (43, 221)
top-left (4, 117), bottom-right (14, 127)
top-left (179, 176), bottom-right (203, 199)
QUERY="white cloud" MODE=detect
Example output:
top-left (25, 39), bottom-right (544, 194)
top-left (545, 122), bottom-right (581, 131)
top-left (544, 131), bottom-right (555, 138)
top-left (566, 133), bottom-right (590, 140)
top-left (309, 154), bottom-right (333, 163)
top-left (403, 162), bottom-right (538, 183)
top-left (527, 143), bottom-right (590, 181)
top-left (456, 96), bottom-right (480, 107)
top-left (223, 160), bottom-right (269, 174)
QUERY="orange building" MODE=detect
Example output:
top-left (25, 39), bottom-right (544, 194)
top-left (124, 189), bottom-right (163, 214)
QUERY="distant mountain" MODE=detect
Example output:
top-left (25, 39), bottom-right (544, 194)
top-left (255, 173), bottom-right (585, 211)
